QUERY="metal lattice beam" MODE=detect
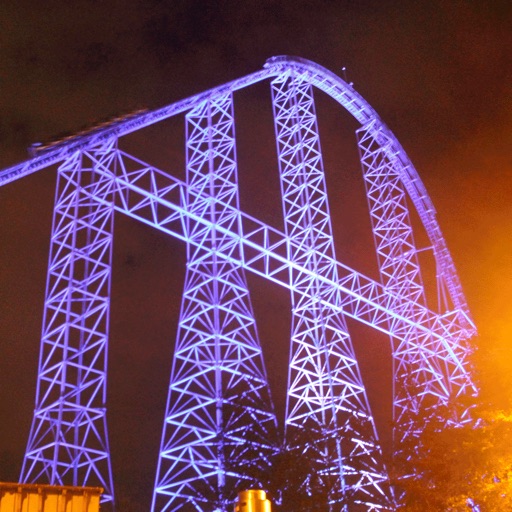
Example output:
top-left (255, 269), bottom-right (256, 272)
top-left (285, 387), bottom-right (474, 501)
top-left (0, 56), bottom-right (478, 511)
top-left (102, 149), bottom-right (474, 347)
top-left (21, 141), bottom-right (116, 504)
top-left (152, 94), bottom-right (278, 512)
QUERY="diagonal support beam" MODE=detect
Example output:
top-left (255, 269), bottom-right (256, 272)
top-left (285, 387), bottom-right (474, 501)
top-left (92, 149), bottom-right (475, 357)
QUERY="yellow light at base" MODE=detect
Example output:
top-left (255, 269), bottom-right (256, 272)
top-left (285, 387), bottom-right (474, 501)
top-left (234, 490), bottom-right (272, 512)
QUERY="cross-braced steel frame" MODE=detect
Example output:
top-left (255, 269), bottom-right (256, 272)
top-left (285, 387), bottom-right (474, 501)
top-left (357, 123), bottom-right (437, 451)
top-left (0, 56), bottom-right (476, 512)
top-left (152, 93), bottom-right (278, 512)
top-left (271, 71), bottom-right (392, 510)
top-left (357, 121), bottom-right (474, 454)
top-left (20, 141), bottom-right (117, 503)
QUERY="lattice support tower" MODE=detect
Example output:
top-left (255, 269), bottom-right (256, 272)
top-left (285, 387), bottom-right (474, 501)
top-left (357, 123), bottom-right (436, 450)
top-left (357, 122), bottom-right (473, 452)
top-left (152, 93), bottom-right (278, 512)
top-left (20, 140), bottom-right (117, 505)
top-left (0, 56), bottom-right (478, 512)
top-left (271, 70), bottom-right (394, 510)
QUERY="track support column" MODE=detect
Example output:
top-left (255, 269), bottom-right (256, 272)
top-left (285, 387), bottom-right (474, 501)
top-left (21, 140), bottom-right (117, 506)
top-left (357, 122), bottom-right (461, 458)
top-left (272, 71), bottom-right (394, 511)
top-left (153, 93), bottom-right (277, 512)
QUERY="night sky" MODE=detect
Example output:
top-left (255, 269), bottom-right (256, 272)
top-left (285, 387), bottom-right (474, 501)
top-left (1, 1), bottom-right (511, 510)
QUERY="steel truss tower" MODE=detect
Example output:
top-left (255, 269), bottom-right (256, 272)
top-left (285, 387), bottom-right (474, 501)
top-left (153, 93), bottom-right (278, 511)
top-left (0, 56), bottom-right (477, 512)
top-left (20, 141), bottom-right (117, 503)
top-left (271, 71), bottom-right (392, 510)
top-left (357, 121), bottom-right (474, 450)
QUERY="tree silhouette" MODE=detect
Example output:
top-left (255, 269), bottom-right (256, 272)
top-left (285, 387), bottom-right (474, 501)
top-left (396, 402), bottom-right (512, 511)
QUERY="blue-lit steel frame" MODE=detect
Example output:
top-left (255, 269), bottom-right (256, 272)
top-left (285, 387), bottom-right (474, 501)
top-left (152, 93), bottom-right (278, 511)
top-left (20, 140), bottom-right (116, 505)
top-left (271, 71), bottom-right (393, 510)
top-left (357, 123), bottom-right (436, 455)
top-left (357, 121), bottom-right (474, 456)
top-left (0, 56), bottom-right (477, 511)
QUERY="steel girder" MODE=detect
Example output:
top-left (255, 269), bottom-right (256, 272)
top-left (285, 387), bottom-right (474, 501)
top-left (271, 71), bottom-right (394, 510)
top-left (38, 141), bottom-right (474, 509)
top-left (20, 140), bottom-right (116, 504)
top-left (88, 147), bottom-right (475, 408)
top-left (1, 56), bottom-right (477, 511)
top-left (152, 94), bottom-right (277, 512)
top-left (101, 149), bottom-right (474, 349)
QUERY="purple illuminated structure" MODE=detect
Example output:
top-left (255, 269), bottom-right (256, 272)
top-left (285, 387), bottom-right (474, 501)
top-left (0, 57), bottom-right (476, 511)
